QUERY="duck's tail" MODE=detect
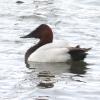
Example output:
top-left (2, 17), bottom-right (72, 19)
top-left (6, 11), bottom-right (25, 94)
top-left (68, 45), bottom-right (91, 61)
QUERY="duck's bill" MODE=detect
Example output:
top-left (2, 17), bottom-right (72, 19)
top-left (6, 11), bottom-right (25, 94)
top-left (20, 30), bottom-right (38, 38)
top-left (20, 34), bottom-right (31, 38)
top-left (20, 32), bottom-right (34, 38)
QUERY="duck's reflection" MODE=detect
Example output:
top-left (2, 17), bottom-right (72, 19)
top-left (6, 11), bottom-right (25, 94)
top-left (27, 61), bottom-right (88, 75)
top-left (26, 61), bottom-right (88, 88)
top-left (70, 61), bottom-right (88, 75)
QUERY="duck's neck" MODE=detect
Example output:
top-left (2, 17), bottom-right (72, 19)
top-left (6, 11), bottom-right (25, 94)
top-left (25, 40), bottom-right (52, 64)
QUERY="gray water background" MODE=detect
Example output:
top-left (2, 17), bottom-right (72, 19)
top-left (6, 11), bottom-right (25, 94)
top-left (0, 0), bottom-right (100, 100)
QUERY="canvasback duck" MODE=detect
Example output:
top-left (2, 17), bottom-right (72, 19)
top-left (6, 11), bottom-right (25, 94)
top-left (21, 24), bottom-right (91, 64)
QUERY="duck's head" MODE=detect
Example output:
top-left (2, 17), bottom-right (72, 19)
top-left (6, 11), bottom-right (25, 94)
top-left (21, 24), bottom-right (53, 43)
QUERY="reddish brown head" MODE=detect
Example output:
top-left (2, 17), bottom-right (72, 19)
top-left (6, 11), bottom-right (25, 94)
top-left (21, 24), bottom-right (53, 44)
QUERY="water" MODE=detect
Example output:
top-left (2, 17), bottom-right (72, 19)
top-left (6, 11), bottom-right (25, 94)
top-left (0, 0), bottom-right (100, 99)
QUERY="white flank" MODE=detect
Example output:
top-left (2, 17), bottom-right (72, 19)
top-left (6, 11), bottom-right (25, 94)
top-left (28, 40), bottom-right (77, 62)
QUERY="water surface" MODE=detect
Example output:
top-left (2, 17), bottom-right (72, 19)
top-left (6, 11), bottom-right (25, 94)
top-left (0, 0), bottom-right (100, 100)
